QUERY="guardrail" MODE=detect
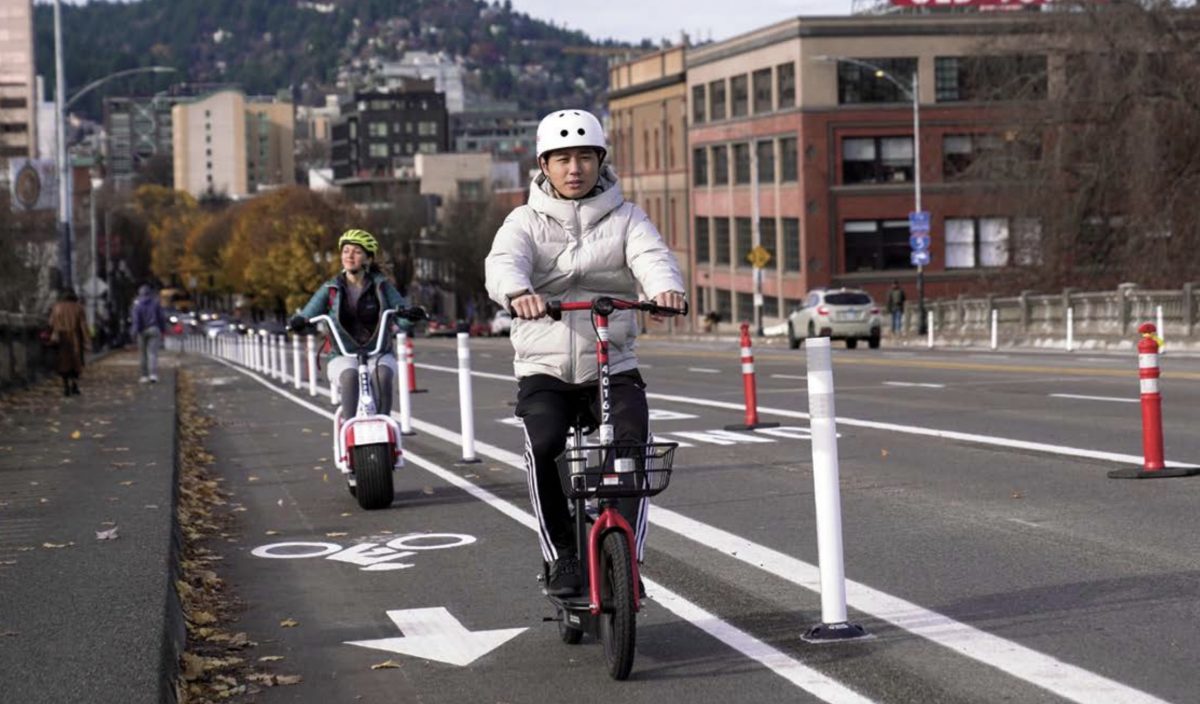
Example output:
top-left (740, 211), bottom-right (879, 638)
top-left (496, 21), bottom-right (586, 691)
top-left (0, 311), bottom-right (52, 392)
top-left (904, 283), bottom-right (1199, 344)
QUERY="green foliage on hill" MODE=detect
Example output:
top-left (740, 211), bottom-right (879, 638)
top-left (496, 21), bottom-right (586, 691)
top-left (34, 0), bottom-right (631, 119)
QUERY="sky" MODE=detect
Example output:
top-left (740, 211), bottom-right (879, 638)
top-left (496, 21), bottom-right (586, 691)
top-left (507, 0), bottom-right (857, 44)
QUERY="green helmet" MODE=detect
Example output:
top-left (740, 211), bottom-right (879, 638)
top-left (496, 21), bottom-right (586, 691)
top-left (337, 228), bottom-right (378, 256)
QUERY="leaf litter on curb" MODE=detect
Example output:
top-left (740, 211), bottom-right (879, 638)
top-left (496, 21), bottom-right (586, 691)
top-left (172, 373), bottom-right (301, 704)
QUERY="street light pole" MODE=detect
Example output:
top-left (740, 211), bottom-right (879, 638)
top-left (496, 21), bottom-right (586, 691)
top-left (53, 0), bottom-right (71, 291)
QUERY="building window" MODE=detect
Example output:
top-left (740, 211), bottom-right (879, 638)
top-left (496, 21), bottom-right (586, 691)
top-left (368, 122), bottom-right (388, 137)
top-left (458, 179), bottom-right (485, 201)
top-left (777, 62), bottom-right (796, 108)
top-left (692, 84), bottom-right (706, 124)
top-left (943, 132), bottom-right (1041, 180)
top-left (753, 68), bottom-right (773, 114)
top-left (730, 74), bottom-right (749, 118)
top-left (843, 220), bottom-right (911, 271)
top-left (368, 143), bottom-right (389, 158)
top-left (712, 145), bottom-right (729, 185)
top-left (668, 124), bottom-right (676, 169)
top-left (945, 217), bottom-right (1011, 268)
top-left (782, 218), bottom-right (800, 272)
top-left (418, 121), bottom-right (438, 136)
top-left (418, 142), bottom-right (437, 153)
top-left (756, 140), bottom-right (775, 183)
top-left (733, 143), bottom-right (751, 184)
top-left (842, 136), bottom-right (914, 184)
top-left (780, 137), bottom-right (798, 181)
top-left (695, 217), bottom-right (710, 264)
top-left (709, 79), bottom-right (726, 121)
top-left (837, 58), bottom-right (917, 104)
top-left (735, 217), bottom-right (752, 265)
top-left (934, 55), bottom-right (1048, 103)
top-left (716, 289), bottom-right (732, 321)
top-left (760, 218), bottom-right (778, 269)
top-left (736, 292), bottom-right (754, 323)
top-left (653, 127), bottom-right (660, 170)
top-left (764, 296), bottom-right (779, 318)
top-left (693, 147), bottom-right (708, 185)
top-left (714, 217), bottom-right (731, 265)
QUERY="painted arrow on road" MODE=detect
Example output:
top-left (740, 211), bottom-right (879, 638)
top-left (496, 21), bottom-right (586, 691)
top-left (345, 608), bottom-right (527, 666)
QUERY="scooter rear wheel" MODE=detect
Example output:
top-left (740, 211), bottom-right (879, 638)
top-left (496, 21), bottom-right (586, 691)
top-left (351, 443), bottom-right (394, 510)
top-left (599, 531), bottom-right (635, 680)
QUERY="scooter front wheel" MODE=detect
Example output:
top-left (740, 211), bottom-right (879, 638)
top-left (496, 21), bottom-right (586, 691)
top-left (350, 443), bottom-right (394, 510)
top-left (599, 531), bottom-right (635, 680)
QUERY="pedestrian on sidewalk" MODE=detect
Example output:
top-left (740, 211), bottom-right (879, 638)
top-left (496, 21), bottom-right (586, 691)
top-left (48, 288), bottom-right (90, 396)
top-left (886, 280), bottom-right (907, 335)
top-left (131, 284), bottom-right (167, 383)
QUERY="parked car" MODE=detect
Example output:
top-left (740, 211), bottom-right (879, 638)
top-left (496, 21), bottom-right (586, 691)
top-left (787, 288), bottom-right (882, 349)
top-left (425, 317), bottom-right (457, 338)
top-left (490, 309), bottom-right (512, 337)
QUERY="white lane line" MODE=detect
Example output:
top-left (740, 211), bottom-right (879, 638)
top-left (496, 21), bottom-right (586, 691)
top-left (415, 362), bottom-right (1200, 469)
top-left (218, 357), bottom-right (1169, 704)
top-left (688, 367), bottom-right (722, 374)
top-left (883, 381), bottom-right (946, 389)
top-left (1050, 393), bottom-right (1138, 404)
top-left (213, 359), bottom-right (874, 704)
top-left (1080, 357), bottom-right (1123, 364)
top-left (771, 374), bottom-right (808, 381)
top-left (882, 352), bottom-right (917, 358)
top-left (970, 354), bottom-right (1011, 360)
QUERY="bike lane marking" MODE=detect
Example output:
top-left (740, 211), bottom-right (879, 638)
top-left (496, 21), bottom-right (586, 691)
top-left (221, 358), bottom-right (1174, 703)
top-left (418, 362), bottom-right (1199, 468)
top-left (216, 358), bottom-right (877, 704)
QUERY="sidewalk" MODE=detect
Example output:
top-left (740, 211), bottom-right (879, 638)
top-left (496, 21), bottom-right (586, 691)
top-left (0, 349), bottom-right (182, 704)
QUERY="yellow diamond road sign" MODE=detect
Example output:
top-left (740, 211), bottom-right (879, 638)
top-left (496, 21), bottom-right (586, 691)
top-left (747, 245), bottom-right (772, 268)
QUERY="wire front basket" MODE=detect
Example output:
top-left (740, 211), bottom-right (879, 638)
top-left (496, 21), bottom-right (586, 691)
top-left (554, 442), bottom-right (677, 500)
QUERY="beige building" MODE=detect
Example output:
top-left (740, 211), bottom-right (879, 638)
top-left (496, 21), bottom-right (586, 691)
top-left (172, 88), bottom-right (294, 199)
top-left (607, 45), bottom-right (690, 331)
top-left (0, 0), bottom-right (36, 182)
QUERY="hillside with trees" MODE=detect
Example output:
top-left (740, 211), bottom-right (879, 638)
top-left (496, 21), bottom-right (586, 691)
top-left (34, 0), bottom-right (635, 119)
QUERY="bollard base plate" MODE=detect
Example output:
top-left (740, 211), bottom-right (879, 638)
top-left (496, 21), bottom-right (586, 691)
top-left (410, 388), bottom-right (429, 394)
top-left (1108, 466), bottom-right (1200, 479)
top-left (724, 421), bottom-right (781, 431)
top-left (401, 430), bottom-right (417, 437)
top-left (456, 457), bottom-right (482, 466)
top-left (801, 621), bottom-right (870, 644)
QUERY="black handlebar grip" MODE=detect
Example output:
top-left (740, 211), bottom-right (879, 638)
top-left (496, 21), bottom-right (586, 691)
top-left (546, 300), bottom-right (563, 321)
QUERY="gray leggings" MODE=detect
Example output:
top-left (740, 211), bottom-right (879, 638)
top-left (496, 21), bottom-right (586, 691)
top-left (327, 353), bottom-right (397, 419)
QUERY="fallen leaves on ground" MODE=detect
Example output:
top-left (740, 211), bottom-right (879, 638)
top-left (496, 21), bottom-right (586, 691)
top-left (96, 527), bottom-right (119, 540)
top-left (246, 673), bottom-right (302, 687)
top-left (42, 542), bottom-right (73, 549)
top-left (279, 618), bottom-right (299, 628)
top-left (70, 430), bottom-right (81, 440)
top-left (370, 660), bottom-right (402, 670)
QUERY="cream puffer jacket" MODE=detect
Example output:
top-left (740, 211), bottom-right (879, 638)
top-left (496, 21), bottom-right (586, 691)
top-left (485, 167), bottom-right (684, 384)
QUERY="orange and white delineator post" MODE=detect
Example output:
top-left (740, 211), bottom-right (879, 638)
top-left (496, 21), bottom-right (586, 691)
top-left (1109, 323), bottom-right (1200, 479)
top-left (724, 322), bottom-right (780, 431)
top-left (405, 334), bottom-right (427, 394)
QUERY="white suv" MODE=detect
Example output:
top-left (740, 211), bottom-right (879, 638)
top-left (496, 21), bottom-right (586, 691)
top-left (787, 288), bottom-right (882, 349)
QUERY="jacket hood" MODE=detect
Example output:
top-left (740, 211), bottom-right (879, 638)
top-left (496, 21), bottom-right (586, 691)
top-left (528, 165), bottom-right (623, 231)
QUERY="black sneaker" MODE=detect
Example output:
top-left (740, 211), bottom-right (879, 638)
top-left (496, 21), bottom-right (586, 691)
top-left (547, 555), bottom-right (582, 596)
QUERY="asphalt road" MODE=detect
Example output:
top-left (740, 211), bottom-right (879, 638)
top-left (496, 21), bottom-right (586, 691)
top-left (185, 336), bottom-right (1200, 704)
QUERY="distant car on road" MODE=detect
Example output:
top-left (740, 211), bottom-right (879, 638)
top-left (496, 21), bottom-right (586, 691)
top-left (787, 288), bottom-right (882, 349)
top-left (490, 310), bottom-right (512, 337)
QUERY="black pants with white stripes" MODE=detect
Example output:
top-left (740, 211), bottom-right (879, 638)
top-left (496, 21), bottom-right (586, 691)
top-left (515, 370), bottom-right (650, 565)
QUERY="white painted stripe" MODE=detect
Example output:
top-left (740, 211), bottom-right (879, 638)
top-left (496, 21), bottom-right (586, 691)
top-left (688, 367), bottom-right (722, 374)
top-left (741, 346), bottom-right (752, 356)
top-left (414, 362), bottom-right (1200, 469)
top-left (643, 392), bottom-right (1200, 470)
top-left (1050, 394), bottom-right (1138, 404)
top-left (771, 374), bottom-right (808, 381)
top-left (219, 357), bottom-right (1170, 704)
top-left (882, 352), bottom-right (916, 358)
top-left (647, 509), bottom-right (1169, 704)
top-left (883, 381), bottom-right (946, 389)
top-left (1138, 354), bottom-right (1158, 369)
top-left (1139, 379), bottom-right (1159, 394)
top-left (741, 363), bottom-right (755, 374)
top-left (970, 354), bottom-right (1011, 361)
top-left (213, 358), bottom-right (874, 703)
top-left (1080, 357), bottom-right (1122, 364)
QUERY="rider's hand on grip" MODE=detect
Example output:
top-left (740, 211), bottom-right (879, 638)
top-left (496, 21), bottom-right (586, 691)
top-left (287, 315), bottom-right (310, 333)
top-left (511, 292), bottom-right (547, 320)
top-left (399, 306), bottom-right (428, 321)
top-left (650, 291), bottom-right (688, 320)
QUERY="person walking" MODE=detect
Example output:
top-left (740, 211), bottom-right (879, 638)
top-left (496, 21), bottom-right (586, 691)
top-left (886, 280), bottom-right (907, 335)
top-left (48, 288), bottom-right (91, 396)
top-left (131, 284), bottom-right (167, 383)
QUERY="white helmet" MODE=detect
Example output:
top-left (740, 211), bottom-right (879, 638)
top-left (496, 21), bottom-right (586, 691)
top-left (536, 109), bottom-right (607, 161)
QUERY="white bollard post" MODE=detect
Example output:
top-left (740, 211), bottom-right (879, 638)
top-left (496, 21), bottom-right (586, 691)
top-left (306, 335), bottom-right (318, 397)
top-left (397, 332), bottom-right (413, 435)
top-left (990, 309), bottom-right (999, 350)
top-left (457, 332), bottom-right (479, 463)
top-left (801, 337), bottom-right (867, 643)
top-left (292, 336), bottom-right (302, 389)
top-left (926, 310), bottom-right (934, 349)
top-left (269, 335), bottom-right (278, 379)
top-left (1066, 307), bottom-right (1074, 352)
top-left (1156, 305), bottom-right (1165, 352)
